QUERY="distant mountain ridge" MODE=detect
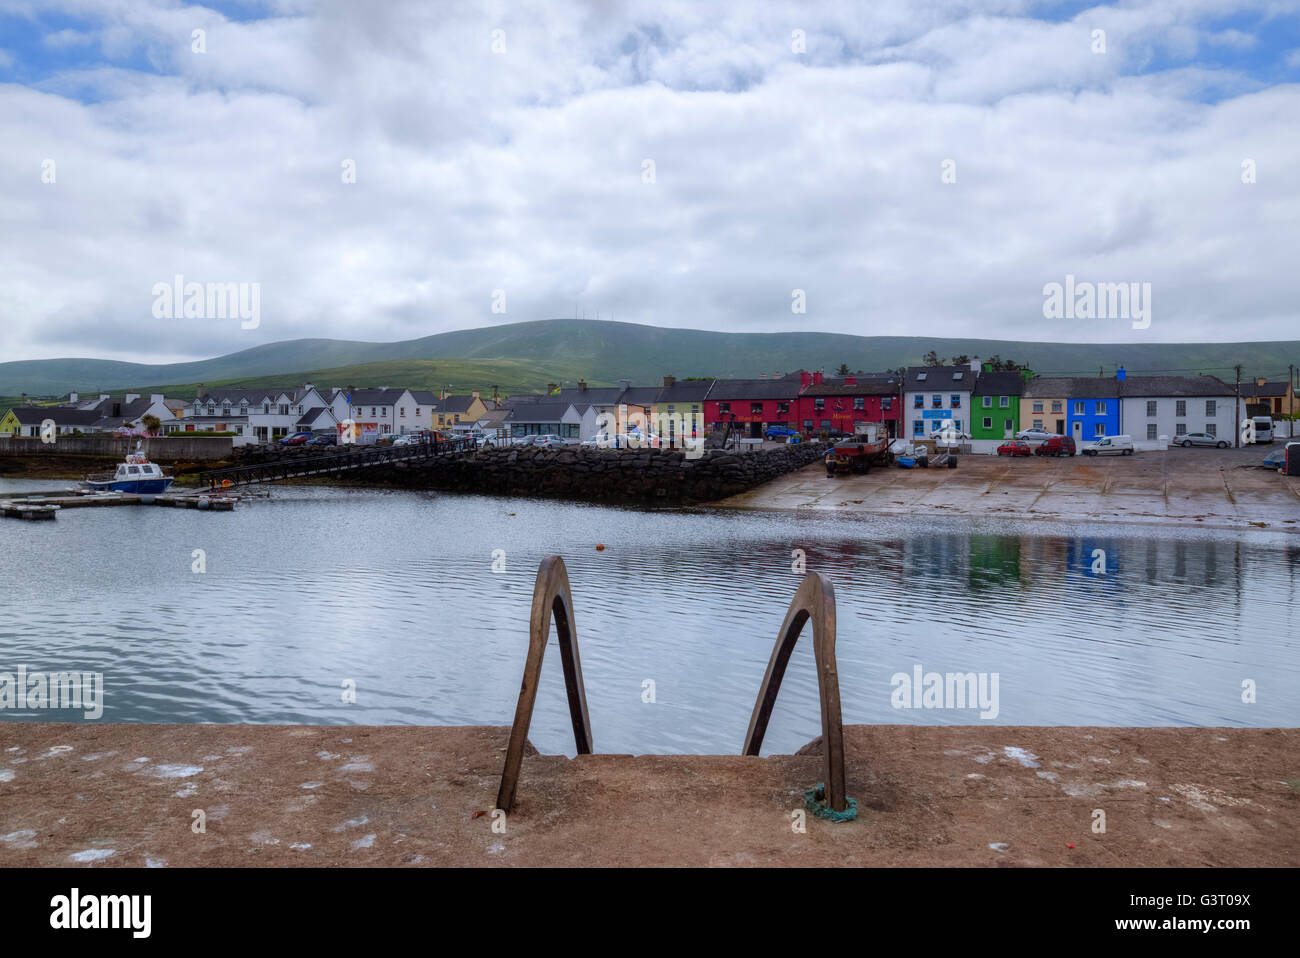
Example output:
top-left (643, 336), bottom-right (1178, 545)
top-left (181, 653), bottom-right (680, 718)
top-left (2, 319), bottom-right (1296, 398)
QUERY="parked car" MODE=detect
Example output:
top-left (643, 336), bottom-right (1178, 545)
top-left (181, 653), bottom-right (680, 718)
top-left (1261, 446), bottom-right (1287, 469)
top-left (1033, 435), bottom-right (1076, 457)
top-left (1015, 427), bottom-right (1056, 441)
top-left (1176, 432), bottom-right (1228, 448)
top-left (996, 440), bottom-right (1032, 457)
top-left (765, 425), bottom-right (798, 440)
top-left (392, 434), bottom-right (420, 446)
top-left (278, 431), bottom-right (313, 446)
top-left (1082, 435), bottom-right (1134, 456)
top-left (532, 434), bottom-right (575, 448)
top-left (305, 433), bottom-right (336, 446)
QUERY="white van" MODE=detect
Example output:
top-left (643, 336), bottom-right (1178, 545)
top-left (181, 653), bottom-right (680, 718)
top-left (1083, 435), bottom-right (1134, 456)
top-left (1252, 416), bottom-right (1274, 444)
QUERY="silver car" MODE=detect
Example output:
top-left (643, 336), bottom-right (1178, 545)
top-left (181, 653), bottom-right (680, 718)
top-left (1015, 428), bottom-right (1055, 441)
top-left (1176, 432), bottom-right (1228, 448)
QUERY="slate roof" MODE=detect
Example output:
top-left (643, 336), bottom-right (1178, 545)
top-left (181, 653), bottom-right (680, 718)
top-left (904, 366), bottom-right (974, 390)
top-left (408, 390), bottom-right (439, 406)
top-left (801, 380), bottom-right (900, 397)
top-left (972, 372), bottom-right (1026, 397)
top-left (657, 380), bottom-right (715, 403)
top-left (554, 386), bottom-right (626, 405)
top-left (617, 387), bottom-right (662, 407)
top-left (506, 402), bottom-right (578, 423)
top-left (707, 378), bottom-right (803, 400)
top-left (7, 407), bottom-right (102, 426)
top-left (436, 394), bottom-right (479, 413)
top-left (1239, 381), bottom-right (1292, 398)
top-left (1022, 375), bottom-right (1235, 398)
top-left (342, 388), bottom-right (409, 405)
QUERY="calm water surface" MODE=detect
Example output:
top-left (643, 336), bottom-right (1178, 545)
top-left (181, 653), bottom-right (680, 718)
top-left (1, 478), bottom-right (1297, 754)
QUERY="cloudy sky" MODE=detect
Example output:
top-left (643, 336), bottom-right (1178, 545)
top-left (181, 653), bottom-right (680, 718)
top-left (1, 0), bottom-right (1298, 363)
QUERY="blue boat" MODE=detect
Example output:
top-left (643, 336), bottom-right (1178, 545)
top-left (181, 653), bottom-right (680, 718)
top-left (85, 443), bottom-right (174, 494)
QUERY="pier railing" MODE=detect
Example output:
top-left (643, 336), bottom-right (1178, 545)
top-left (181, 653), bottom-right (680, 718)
top-left (196, 435), bottom-right (477, 490)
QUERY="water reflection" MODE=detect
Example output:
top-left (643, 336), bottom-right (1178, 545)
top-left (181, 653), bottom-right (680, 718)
top-left (0, 479), bottom-right (1295, 755)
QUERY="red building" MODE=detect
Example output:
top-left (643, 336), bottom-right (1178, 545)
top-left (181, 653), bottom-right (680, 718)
top-left (702, 371), bottom-right (903, 438)
top-left (796, 374), bottom-right (902, 437)
top-left (704, 377), bottom-right (804, 438)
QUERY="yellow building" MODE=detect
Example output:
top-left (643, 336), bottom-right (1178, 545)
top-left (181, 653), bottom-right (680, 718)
top-left (1020, 388), bottom-right (1068, 435)
top-left (0, 408), bottom-right (20, 437)
top-left (434, 393), bottom-right (488, 430)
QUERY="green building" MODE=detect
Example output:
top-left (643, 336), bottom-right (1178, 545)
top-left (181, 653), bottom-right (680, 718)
top-left (971, 368), bottom-right (1030, 440)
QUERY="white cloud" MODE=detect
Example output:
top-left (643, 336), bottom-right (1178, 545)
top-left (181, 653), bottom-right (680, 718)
top-left (1, 0), bottom-right (1298, 363)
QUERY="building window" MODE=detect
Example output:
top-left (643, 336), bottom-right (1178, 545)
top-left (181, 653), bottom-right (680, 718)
top-left (1051, 401), bottom-right (1063, 413)
top-left (853, 397), bottom-right (864, 411)
top-left (1094, 401), bottom-right (1105, 415)
top-left (983, 396), bottom-right (992, 408)
top-left (1033, 401), bottom-right (1044, 413)
top-left (912, 420), bottom-right (924, 436)
top-left (1033, 419), bottom-right (1043, 429)
top-left (950, 394), bottom-right (961, 408)
top-left (1206, 423), bottom-right (1216, 437)
top-left (999, 396), bottom-right (1009, 408)
top-left (932, 394), bottom-right (942, 408)
top-left (1146, 401), bottom-right (1157, 417)
top-left (915, 372), bottom-right (927, 382)
top-left (804, 420), bottom-right (814, 431)
top-left (1094, 424), bottom-right (1106, 437)
top-left (913, 395), bottom-right (924, 408)
top-left (1176, 400), bottom-right (1186, 417)
top-left (1176, 423), bottom-right (1187, 435)
top-left (982, 417), bottom-right (992, 429)
top-left (882, 397), bottom-right (892, 411)
top-left (719, 402), bottom-right (730, 414)
top-left (400, 407), bottom-right (406, 417)
top-left (750, 402), bottom-right (763, 415)
top-left (280, 404), bottom-right (289, 415)
top-left (820, 419), bottom-right (831, 429)
top-left (777, 402), bottom-right (789, 415)
top-left (814, 398), bottom-right (825, 412)
top-left (1206, 400), bottom-right (1216, 416)
top-left (1147, 423), bottom-right (1158, 440)
top-left (1074, 401), bottom-right (1085, 415)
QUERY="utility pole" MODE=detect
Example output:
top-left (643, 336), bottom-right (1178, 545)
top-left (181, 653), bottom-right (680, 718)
top-left (1234, 364), bottom-right (1241, 448)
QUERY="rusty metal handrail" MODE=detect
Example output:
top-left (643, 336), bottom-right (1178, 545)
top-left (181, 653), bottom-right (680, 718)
top-left (495, 555), bottom-right (593, 814)
top-left (741, 572), bottom-right (847, 812)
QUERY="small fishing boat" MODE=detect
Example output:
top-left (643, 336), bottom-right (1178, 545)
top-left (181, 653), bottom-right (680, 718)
top-left (85, 442), bottom-right (174, 494)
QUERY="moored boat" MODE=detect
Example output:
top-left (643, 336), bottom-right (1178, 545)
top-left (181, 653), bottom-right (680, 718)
top-left (84, 442), bottom-right (174, 494)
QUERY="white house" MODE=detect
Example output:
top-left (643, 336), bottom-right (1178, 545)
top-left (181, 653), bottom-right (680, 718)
top-left (1117, 376), bottom-right (1238, 444)
top-left (903, 362), bottom-right (977, 439)
top-left (327, 387), bottom-right (418, 441)
top-left (187, 384), bottom-right (335, 443)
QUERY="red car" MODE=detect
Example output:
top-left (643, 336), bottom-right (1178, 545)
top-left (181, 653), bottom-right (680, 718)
top-left (1033, 435), bottom-right (1076, 457)
top-left (997, 440), bottom-right (1032, 457)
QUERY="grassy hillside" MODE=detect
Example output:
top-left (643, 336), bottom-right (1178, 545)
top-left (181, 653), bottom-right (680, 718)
top-left (3, 319), bottom-right (1298, 399)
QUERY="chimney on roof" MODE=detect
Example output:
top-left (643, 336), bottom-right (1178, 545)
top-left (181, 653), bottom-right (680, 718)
top-left (663, 375), bottom-right (675, 388)
top-left (471, 390), bottom-right (480, 400)
top-left (812, 371), bottom-right (824, 385)
top-left (1257, 376), bottom-right (1267, 387)
top-left (124, 393), bottom-right (140, 403)
top-left (150, 394), bottom-right (163, 404)
top-left (546, 383), bottom-right (558, 394)
top-left (99, 393), bottom-right (110, 401)
top-left (970, 357), bottom-right (980, 373)
top-left (196, 384), bottom-right (208, 400)
top-left (578, 379), bottom-right (588, 391)
top-left (619, 379), bottom-right (630, 391)
top-left (800, 371), bottom-right (812, 388)
top-left (1116, 366), bottom-right (1127, 381)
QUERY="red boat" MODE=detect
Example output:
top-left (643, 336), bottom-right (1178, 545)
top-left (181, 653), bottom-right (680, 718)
top-left (825, 422), bottom-right (893, 476)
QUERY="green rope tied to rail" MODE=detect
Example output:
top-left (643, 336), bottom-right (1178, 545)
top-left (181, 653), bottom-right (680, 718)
top-left (804, 782), bottom-right (858, 822)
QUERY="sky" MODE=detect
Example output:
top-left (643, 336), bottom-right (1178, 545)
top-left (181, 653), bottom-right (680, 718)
top-left (0, 0), bottom-right (1298, 364)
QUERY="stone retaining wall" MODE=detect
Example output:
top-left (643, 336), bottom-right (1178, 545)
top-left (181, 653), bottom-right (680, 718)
top-left (351, 442), bottom-right (830, 503)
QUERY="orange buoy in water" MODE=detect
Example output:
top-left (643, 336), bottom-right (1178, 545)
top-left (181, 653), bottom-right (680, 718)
top-left (596, 544), bottom-right (605, 551)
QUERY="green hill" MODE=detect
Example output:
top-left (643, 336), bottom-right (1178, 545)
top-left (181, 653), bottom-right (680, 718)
top-left (3, 319), bottom-right (1297, 400)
